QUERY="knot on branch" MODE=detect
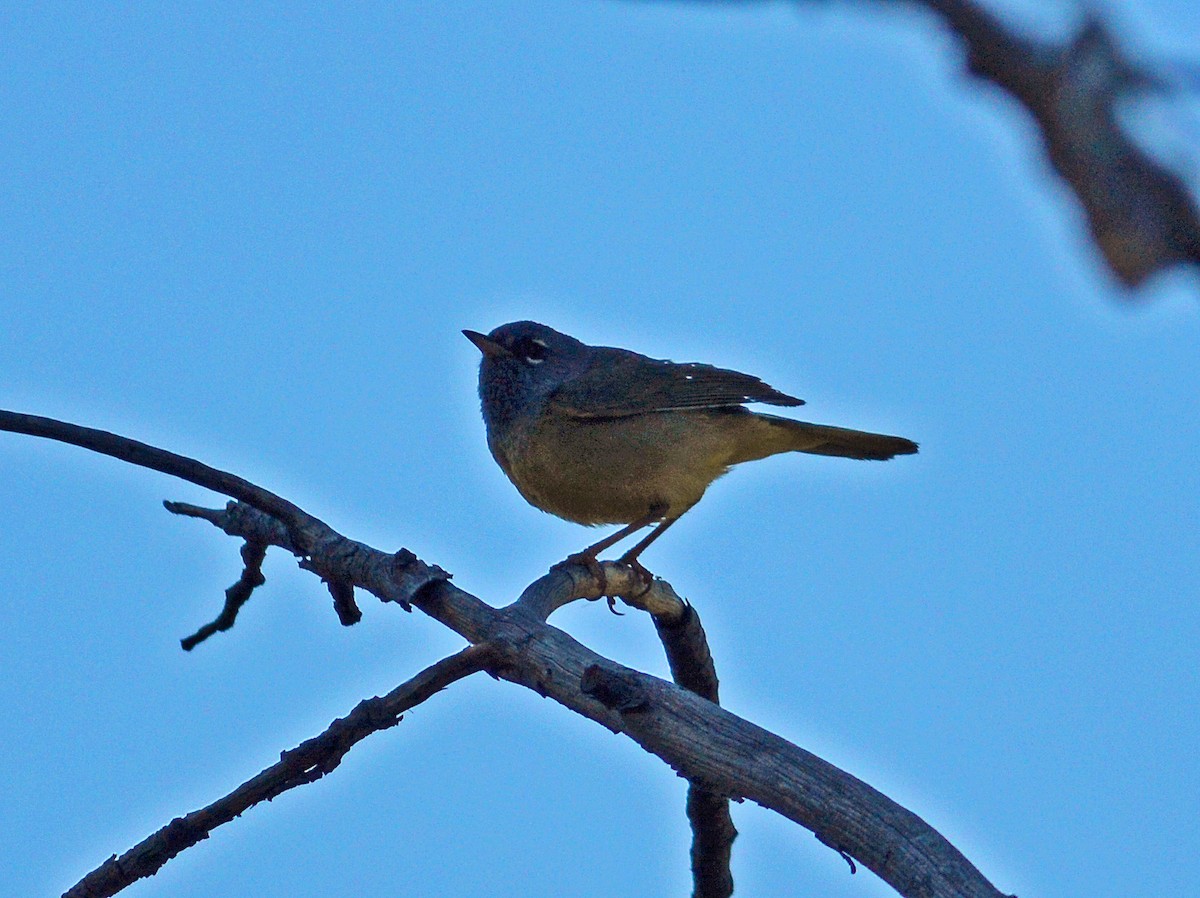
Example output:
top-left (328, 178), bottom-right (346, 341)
top-left (580, 664), bottom-right (650, 713)
top-left (296, 549), bottom-right (363, 624)
top-left (387, 548), bottom-right (451, 611)
top-left (328, 576), bottom-right (363, 625)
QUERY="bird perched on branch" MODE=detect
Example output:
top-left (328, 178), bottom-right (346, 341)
top-left (465, 321), bottom-right (917, 587)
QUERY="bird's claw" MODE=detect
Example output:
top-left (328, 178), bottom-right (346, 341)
top-left (554, 551), bottom-right (607, 596)
top-left (552, 550), bottom-right (654, 609)
top-left (618, 555), bottom-right (655, 597)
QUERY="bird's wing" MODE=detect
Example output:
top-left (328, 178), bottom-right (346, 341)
top-left (548, 349), bottom-right (804, 418)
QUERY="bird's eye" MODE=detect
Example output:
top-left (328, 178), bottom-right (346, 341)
top-left (512, 337), bottom-right (548, 364)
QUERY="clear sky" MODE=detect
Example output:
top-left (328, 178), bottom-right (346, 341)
top-left (2, 3), bottom-right (1197, 897)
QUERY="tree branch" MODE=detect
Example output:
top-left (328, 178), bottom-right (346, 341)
top-left (63, 645), bottom-right (493, 898)
top-left (0, 410), bottom-right (451, 616)
top-left (910, 0), bottom-right (1200, 287)
top-left (667, 0), bottom-right (1200, 288)
top-left (0, 411), bottom-right (313, 539)
top-left (2, 409), bottom-right (1010, 898)
top-left (544, 578), bottom-right (738, 897)
top-left (176, 534), bottom-right (268, 650)
top-left (654, 603), bottom-right (737, 898)
top-left (164, 499), bottom-right (1011, 898)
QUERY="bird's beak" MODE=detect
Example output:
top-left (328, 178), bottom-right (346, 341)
top-left (462, 329), bottom-right (511, 359)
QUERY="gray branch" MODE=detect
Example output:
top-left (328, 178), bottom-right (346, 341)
top-left (1, 409), bottom-right (1011, 898)
top-left (174, 499), bottom-right (1010, 898)
top-left (63, 645), bottom-right (494, 898)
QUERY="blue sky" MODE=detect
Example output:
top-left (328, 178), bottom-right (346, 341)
top-left (2, 2), bottom-right (1197, 897)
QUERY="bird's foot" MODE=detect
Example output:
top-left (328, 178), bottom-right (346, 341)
top-left (616, 553), bottom-right (655, 597)
top-left (552, 550), bottom-right (653, 612)
top-left (554, 551), bottom-right (608, 596)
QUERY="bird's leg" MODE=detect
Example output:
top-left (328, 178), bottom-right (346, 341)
top-left (615, 514), bottom-right (681, 593)
top-left (555, 505), bottom-right (666, 598)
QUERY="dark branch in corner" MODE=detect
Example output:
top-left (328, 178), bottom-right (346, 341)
top-left (664, 0), bottom-right (1200, 288)
top-left (63, 645), bottom-right (493, 898)
top-left (913, 0), bottom-right (1200, 287)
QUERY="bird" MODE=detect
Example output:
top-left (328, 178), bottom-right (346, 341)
top-left (464, 321), bottom-right (917, 588)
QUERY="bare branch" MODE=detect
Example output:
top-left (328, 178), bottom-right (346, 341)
top-left (2, 410), bottom-right (1009, 898)
top-left (511, 558), bottom-right (736, 895)
top-left (63, 645), bottom-right (493, 898)
top-left (0, 411), bottom-right (450, 629)
top-left (0, 411), bottom-right (314, 542)
top-left (512, 562), bottom-right (688, 620)
top-left (652, 602), bottom-right (719, 702)
top-left (185, 499), bottom-right (1012, 898)
top-left (164, 500), bottom-right (357, 643)
top-left (175, 536), bottom-right (267, 650)
top-left (687, 788), bottom-right (739, 898)
top-left (653, 603), bottom-right (737, 898)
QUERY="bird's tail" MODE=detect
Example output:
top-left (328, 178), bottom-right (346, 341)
top-left (742, 413), bottom-right (918, 461)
